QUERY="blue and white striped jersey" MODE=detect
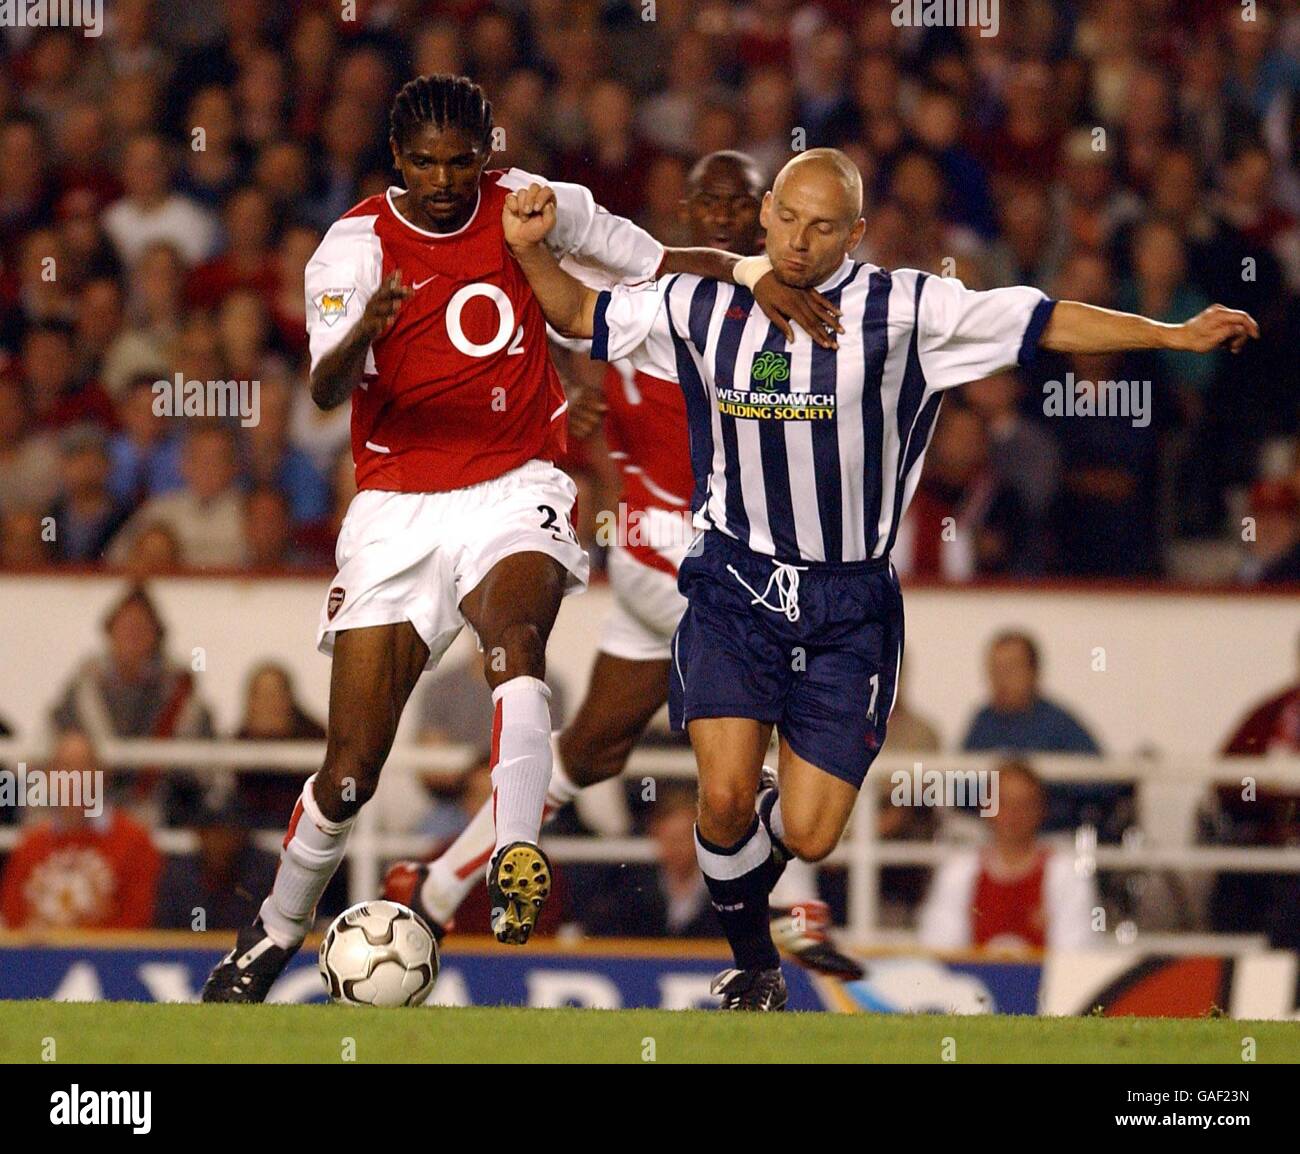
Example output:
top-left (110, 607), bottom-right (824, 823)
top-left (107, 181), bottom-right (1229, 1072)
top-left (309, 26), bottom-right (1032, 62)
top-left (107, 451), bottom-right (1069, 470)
top-left (591, 257), bottom-right (1055, 564)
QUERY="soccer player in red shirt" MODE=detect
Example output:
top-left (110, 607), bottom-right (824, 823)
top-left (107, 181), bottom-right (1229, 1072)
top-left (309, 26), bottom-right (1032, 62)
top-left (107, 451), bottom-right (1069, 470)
top-left (385, 150), bottom-right (860, 975)
top-left (202, 76), bottom-right (837, 1002)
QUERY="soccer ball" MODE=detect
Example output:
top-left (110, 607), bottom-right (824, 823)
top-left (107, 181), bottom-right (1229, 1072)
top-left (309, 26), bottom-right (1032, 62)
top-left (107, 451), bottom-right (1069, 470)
top-left (319, 900), bottom-right (439, 1007)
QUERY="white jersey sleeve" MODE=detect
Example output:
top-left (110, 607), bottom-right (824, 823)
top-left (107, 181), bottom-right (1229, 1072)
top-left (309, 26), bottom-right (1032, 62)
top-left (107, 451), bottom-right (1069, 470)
top-left (305, 213), bottom-right (384, 376)
top-left (496, 168), bottom-right (664, 284)
top-left (1044, 849), bottom-right (1100, 951)
top-left (590, 278), bottom-right (675, 366)
top-left (916, 850), bottom-right (979, 950)
top-left (910, 272), bottom-right (1056, 390)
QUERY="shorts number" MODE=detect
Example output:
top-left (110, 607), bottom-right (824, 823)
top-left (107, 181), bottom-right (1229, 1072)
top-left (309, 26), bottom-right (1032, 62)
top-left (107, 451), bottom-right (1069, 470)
top-left (538, 504), bottom-right (578, 544)
top-left (867, 673), bottom-right (880, 722)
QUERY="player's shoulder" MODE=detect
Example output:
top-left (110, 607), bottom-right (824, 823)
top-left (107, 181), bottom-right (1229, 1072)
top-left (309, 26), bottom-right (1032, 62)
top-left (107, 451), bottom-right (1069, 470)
top-left (340, 192), bottom-right (388, 222)
top-left (312, 197), bottom-right (385, 263)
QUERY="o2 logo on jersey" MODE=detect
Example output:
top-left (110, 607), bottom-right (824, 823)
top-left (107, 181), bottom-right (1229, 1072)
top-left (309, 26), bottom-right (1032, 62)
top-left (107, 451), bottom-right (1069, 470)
top-left (446, 283), bottom-right (525, 358)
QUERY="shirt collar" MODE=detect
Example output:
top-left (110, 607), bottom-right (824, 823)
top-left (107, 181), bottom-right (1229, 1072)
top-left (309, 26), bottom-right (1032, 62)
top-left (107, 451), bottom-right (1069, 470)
top-left (814, 256), bottom-right (856, 294)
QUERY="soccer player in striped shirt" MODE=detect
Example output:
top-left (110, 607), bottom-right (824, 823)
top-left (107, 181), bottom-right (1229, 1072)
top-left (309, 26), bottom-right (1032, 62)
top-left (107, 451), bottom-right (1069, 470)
top-left (503, 148), bottom-right (1258, 1010)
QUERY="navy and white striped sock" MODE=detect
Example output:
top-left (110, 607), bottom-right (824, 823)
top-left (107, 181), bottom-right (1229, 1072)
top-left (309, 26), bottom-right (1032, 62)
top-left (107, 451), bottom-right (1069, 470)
top-left (695, 817), bottom-right (782, 970)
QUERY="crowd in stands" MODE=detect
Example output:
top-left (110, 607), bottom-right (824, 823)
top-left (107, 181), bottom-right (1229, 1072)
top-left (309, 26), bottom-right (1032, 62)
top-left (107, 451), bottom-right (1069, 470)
top-left (1, 578), bottom-right (1296, 950)
top-left (0, 2), bottom-right (1295, 582)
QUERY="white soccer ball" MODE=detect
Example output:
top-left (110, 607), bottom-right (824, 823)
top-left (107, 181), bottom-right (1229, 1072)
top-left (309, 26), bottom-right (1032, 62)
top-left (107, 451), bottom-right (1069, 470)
top-left (319, 900), bottom-right (439, 1007)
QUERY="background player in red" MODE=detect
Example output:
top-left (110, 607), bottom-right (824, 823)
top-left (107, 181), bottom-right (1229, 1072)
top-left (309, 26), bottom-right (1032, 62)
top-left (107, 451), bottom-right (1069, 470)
top-left (203, 76), bottom-right (838, 1002)
top-left (385, 151), bottom-right (859, 975)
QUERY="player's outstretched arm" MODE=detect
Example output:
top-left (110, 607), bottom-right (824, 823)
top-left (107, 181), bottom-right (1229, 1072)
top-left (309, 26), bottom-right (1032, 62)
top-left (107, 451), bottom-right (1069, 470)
top-left (310, 272), bottom-right (413, 410)
top-left (504, 185), bottom-right (599, 339)
top-left (1041, 300), bottom-right (1260, 356)
top-left (660, 249), bottom-right (843, 349)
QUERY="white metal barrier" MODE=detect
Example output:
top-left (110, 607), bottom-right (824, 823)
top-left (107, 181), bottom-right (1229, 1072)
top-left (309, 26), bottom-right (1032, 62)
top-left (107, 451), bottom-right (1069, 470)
top-left (2, 739), bottom-right (1299, 945)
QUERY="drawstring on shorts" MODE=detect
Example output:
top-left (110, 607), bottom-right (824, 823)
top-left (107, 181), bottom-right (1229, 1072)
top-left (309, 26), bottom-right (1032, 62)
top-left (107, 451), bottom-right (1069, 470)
top-left (726, 560), bottom-right (807, 623)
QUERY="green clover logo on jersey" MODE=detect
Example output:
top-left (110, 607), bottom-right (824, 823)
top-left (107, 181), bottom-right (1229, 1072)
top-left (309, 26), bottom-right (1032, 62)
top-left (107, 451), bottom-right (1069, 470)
top-left (750, 350), bottom-right (792, 393)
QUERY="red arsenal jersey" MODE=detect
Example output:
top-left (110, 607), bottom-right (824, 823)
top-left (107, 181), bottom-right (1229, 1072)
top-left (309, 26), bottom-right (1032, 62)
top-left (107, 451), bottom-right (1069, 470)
top-left (602, 361), bottom-right (695, 575)
top-left (971, 849), bottom-right (1049, 949)
top-left (306, 169), bottom-right (663, 494)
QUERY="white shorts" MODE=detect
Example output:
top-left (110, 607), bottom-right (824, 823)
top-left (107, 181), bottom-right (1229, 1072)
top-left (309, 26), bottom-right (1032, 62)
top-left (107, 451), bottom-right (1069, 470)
top-left (599, 542), bottom-right (688, 662)
top-left (318, 459), bottom-right (589, 671)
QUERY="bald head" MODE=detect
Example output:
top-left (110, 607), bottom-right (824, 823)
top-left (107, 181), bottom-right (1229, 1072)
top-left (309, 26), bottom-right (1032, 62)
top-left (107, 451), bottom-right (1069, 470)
top-left (773, 148), bottom-right (864, 222)
top-left (761, 147), bottom-right (866, 289)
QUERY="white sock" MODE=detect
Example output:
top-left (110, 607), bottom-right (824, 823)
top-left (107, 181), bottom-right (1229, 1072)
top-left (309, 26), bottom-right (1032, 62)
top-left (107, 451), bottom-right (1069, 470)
top-left (260, 774), bottom-right (354, 948)
top-left (545, 733), bottom-right (581, 810)
top-left (771, 858), bottom-right (819, 907)
top-left (489, 676), bottom-right (553, 862)
top-left (421, 732), bottom-right (573, 925)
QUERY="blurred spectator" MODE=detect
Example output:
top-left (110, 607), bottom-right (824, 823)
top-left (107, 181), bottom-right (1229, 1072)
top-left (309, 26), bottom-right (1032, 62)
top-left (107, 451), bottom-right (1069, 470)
top-left (962, 631), bottom-right (1101, 756)
top-left (894, 404), bottom-right (1025, 580)
top-left (246, 487), bottom-right (313, 570)
top-left (101, 241), bottom-right (185, 395)
top-left (268, 222), bottom-right (319, 360)
top-left (243, 373), bottom-right (329, 527)
top-left (1221, 633), bottom-right (1300, 758)
top-left (0, 730), bottom-right (161, 929)
top-left (581, 781), bottom-right (715, 938)
top-left (0, 376), bottom-right (60, 516)
top-left (106, 374), bottom-right (184, 508)
top-left (639, 29), bottom-right (716, 156)
top-left (1237, 479), bottom-right (1300, 584)
top-left (1205, 632), bottom-right (1300, 948)
top-left (881, 663), bottom-right (942, 755)
top-left (876, 664), bottom-right (941, 920)
top-left (965, 371), bottom-right (1061, 574)
top-left (109, 423), bottom-right (249, 569)
top-left (45, 424), bottom-right (131, 564)
top-left (177, 85), bottom-right (245, 209)
top-left (917, 761), bottom-right (1098, 952)
top-left (124, 521), bottom-right (184, 579)
top-left (558, 80), bottom-right (654, 221)
top-left (50, 584), bottom-right (215, 820)
top-left (0, 506), bottom-right (53, 568)
top-left (961, 630), bottom-right (1128, 837)
top-left (231, 661), bottom-right (325, 823)
top-left (1035, 253), bottom-right (1164, 577)
top-left (154, 788), bottom-right (278, 931)
top-left (102, 133), bottom-right (218, 267)
top-left (186, 187), bottom-right (277, 311)
top-left (22, 320), bottom-right (117, 433)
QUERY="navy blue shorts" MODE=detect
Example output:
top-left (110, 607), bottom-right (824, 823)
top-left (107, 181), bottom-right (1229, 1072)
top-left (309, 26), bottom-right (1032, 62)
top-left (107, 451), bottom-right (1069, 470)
top-left (669, 531), bottom-right (904, 789)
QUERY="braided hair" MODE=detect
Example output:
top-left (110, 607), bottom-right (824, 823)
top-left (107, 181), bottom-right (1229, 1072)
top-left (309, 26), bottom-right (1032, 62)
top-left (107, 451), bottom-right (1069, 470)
top-left (389, 74), bottom-right (494, 153)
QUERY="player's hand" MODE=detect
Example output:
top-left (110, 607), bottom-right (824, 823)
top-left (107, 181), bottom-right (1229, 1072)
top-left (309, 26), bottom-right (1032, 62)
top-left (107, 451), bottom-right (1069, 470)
top-left (567, 382), bottom-right (607, 440)
top-left (358, 271), bottom-right (412, 341)
top-left (1172, 304), bottom-right (1260, 353)
top-left (503, 183), bottom-right (558, 248)
top-left (752, 271), bottom-right (844, 349)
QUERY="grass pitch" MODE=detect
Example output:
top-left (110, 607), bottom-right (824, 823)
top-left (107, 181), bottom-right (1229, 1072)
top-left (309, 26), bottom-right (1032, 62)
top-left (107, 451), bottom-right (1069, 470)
top-left (1, 1001), bottom-right (1295, 1063)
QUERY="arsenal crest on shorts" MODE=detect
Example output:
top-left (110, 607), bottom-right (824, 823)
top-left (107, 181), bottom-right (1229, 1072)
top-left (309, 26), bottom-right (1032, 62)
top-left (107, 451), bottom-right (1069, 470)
top-left (327, 587), bottom-right (346, 620)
